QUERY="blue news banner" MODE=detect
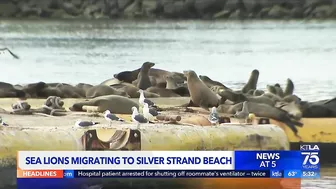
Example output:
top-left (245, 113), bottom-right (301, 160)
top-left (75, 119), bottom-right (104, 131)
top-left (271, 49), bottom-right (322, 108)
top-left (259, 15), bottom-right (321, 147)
top-left (17, 147), bottom-right (320, 189)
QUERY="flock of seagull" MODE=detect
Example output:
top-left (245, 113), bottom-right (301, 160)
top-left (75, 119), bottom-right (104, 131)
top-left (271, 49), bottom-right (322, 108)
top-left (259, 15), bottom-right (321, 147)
top-left (74, 89), bottom-right (160, 129)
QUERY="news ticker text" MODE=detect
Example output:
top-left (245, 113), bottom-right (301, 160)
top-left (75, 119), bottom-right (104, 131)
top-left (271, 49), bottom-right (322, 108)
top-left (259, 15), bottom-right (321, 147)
top-left (18, 169), bottom-right (320, 179)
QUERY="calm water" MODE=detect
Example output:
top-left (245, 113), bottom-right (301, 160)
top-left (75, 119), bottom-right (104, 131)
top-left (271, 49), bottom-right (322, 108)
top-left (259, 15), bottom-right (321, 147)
top-left (1, 20), bottom-right (336, 101)
top-left (1, 19), bottom-right (336, 188)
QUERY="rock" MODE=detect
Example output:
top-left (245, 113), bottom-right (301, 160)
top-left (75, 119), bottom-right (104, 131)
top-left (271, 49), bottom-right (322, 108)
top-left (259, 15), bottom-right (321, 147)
top-left (163, 1), bottom-right (186, 18)
top-left (71, 0), bottom-right (83, 8)
top-left (224, 0), bottom-right (244, 11)
top-left (51, 9), bottom-right (74, 18)
top-left (83, 4), bottom-right (101, 18)
top-left (118, 0), bottom-right (134, 11)
top-left (304, 0), bottom-right (332, 10)
top-left (142, 0), bottom-right (160, 15)
top-left (229, 9), bottom-right (245, 19)
top-left (290, 7), bottom-right (304, 18)
top-left (267, 5), bottom-right (291, 18)
top-left (194, 0), bottom-right (226, 15)
top-left (242, 0), bottom-right (262, 13)
top-left (19, 3), bottom-right (43, 17)
top-left (256, 7), bottom-right (271, 18)
top-left (0, 2), bottom-right (18, 17)
top-left (123, 0), bottom-right (141, 16)
top-left (310, 5), bottom-right (336, 18)
top-left (62, 2), bottom-right (81, 16)
top-left (213, 9), bottom-right (231, 18)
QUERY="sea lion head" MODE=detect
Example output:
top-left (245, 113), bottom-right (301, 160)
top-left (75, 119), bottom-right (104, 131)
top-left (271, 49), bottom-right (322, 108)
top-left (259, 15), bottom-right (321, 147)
top-left (266, 85), bottom-right (277, 94)
top-left (183, 70), bottom-right (198, 81)
top-left (199, 75), bottom-right (210, 82)
top-left (274, 83), bottom-right (281, 88)
top-left (142, 62), bottom-right (155, 69)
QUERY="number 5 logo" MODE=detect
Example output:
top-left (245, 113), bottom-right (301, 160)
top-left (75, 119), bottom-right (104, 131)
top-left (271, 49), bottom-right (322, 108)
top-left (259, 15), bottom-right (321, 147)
top-left (302, 152), bottom-right (319, 165)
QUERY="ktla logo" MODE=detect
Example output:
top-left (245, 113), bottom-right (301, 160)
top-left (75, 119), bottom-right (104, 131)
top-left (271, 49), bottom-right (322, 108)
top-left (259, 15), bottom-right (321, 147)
top-left (301, 152), bottom-right (319, 165)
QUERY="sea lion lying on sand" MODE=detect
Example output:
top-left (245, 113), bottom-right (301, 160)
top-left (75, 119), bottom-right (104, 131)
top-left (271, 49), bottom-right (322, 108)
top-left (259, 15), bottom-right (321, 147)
top-left (70, 95), bottom-right (139, 114)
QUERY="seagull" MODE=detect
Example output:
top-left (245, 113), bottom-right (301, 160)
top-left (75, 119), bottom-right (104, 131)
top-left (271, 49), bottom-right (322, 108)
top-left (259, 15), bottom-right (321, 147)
top-left (0, 117), bottom-right (9, 126)
top-left (143, 103), bottom-right (159, 121)
top-left (233, 101), bottom-right (249, 124)
top-left (104, 110), bottom-right (124, 126)
top-left (75, 120), bottom-right (99, 128)
top-left (208, 107), bottom-right (219, 125)
top-left (138, 89), bottom-right (156, 107)
top-left (131, 106), bottom-right (148, 129)
top-left (0, 48), bottom-right (19, 59)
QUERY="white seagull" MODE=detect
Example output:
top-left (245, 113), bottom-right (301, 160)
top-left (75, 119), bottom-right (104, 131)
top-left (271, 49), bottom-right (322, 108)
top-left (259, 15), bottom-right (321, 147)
top-left (233, 101), bottom-right (249, 124)
top-left (0, 48), bottom-right (19, 59)
top-left (143, 103), bottom-right (159, 121)
top-left (208, 107), bottom-right (219, 125)
top-left (131, 106), bottom-right (148, 129)
top-left (0, 117), bottom-right (9, 126)
top-left (104, 110), bottom-right (124, 126)
top-left (138, 89), bottom-right (156, 107)
top-left (75, 119), bottom-right (99, 128)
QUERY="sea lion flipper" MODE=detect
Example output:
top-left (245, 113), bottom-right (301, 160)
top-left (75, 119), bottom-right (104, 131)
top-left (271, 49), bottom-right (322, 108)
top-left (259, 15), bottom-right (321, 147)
top-left (284, 121), bottom-right (299, 136)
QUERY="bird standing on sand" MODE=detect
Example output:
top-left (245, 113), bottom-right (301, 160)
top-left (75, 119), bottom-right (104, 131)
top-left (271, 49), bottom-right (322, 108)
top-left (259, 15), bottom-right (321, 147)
top-left (208, 107), bottom-right (219, 125)
top-left (138, 89), bottom-right (156, 107)
top-left (131, 106), bottom-right (148, 129)
top-left (104, 110), bottom-right (124, 126)
top-left (0, 48), bottom-right (19, 59)
top-left (75, 120), bottom-right (99, 127)
top-left (234, 101), bottom-right (249, 124)
top-left (143, 103), bottom-right (159, 121)
top-left (0, 117), bottom-right (9, 126)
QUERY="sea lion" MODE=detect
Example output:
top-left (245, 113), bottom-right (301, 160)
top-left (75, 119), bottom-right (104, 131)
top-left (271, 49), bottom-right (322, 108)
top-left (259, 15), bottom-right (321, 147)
top-left (284, 78), bottom-right (294, 96)
top-left (114, 63), bottom-right (185, 84)
top-left (275, 101), bottom-right (302, 120)
top-left (299, 100), bottom-right (336, 118)
top-left (132, 76), bottom-right (157, 87)
top-left (137, 62), bottom-right (155, 90)
top-left (217, 89), bottom-right (247, 103)
top-left (100, 78), bottom-right (122, 86)
top-left (111, 83), bottom-right (160, 98)
top-left (166, 75), bottom-right (179, 89)
top-left (262, 92), bottom-right (282, 102)
top-left (283, 95), bottom-right (301, 104)
top-left (274, 83), bottom-right (284, 97)
top-left (247, 95), bottom-right (276, 106)
top-left (70, 95), bottom-right (139, 114)
top-left (0, 82), bottom-right (26, 98)
top-left (86, 85), bottom-right (130, 98)
top-left (146, 87), bottom-right (181, 97)
top-left (76, 83), bottom-right (93, 92)
top-left (253, 89), bottom-right (264, 96)
top-left (242, 69), bottom-right (259, 93)
top-left (22, 82), bottom-right (65, 98)
top-left (184, 70), bottom-right (220, 110)
top-left (199, 75), bottom-right (229, 89)
top-left (55, 84), bottom-right (85, 98)
top-left (217, 101), bottom-right (303, 136)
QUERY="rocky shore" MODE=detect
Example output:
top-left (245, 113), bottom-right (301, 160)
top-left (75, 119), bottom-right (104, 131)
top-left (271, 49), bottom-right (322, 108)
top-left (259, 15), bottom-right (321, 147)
top-left (0, 0), bottom-right (336, 20)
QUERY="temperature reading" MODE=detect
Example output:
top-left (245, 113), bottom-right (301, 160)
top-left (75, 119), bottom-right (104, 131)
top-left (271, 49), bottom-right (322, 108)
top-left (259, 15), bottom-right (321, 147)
top-left (287, 171), bottom-right (297, 177)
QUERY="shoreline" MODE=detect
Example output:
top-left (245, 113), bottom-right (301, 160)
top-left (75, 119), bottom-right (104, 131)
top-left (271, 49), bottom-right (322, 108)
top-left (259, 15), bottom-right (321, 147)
top-left (1, 0), bottom-right (336, 20)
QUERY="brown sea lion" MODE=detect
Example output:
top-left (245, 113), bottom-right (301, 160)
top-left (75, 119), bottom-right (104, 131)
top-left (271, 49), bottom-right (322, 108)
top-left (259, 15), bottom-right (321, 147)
top-left (166, 75), bottom-right (179, 89)
top-left (70, 95), bottom-right (139, 114)
top-left (253, 89), bottom-right (264, 96)
top-left (217, 101), bottom-right (303, 136)
top-left (242, 69), bottom-right (259, 93)
top-left (146, 86), bottom-right (181, 97)
top-left (299, 100), bottom-right (336, 118)
top-left (0, 82), bottom-right (26, 98)
top-left (22, 82), bottom-right (65, 98)
top-left (217, 89), bottom-right (247, 103)
top-left (275, 101), bottom-right (302, 120)
top-left (100, 78), bottom-right (123, 86)
top-left (132, 76), bottom-right (157, 87)
top-left (283, 95), bottom-right (301, 104)
top-left (113, 63), bottom-right (185, 84)
top-left (274, 83), bottom-right (284, 97)
top-left (111, 83), bottom-right (160, 98)
top-left (184, 70), bottom-right (220, 110)
top-left (137, 62), bottom-right (155, 90)
top-left (86, 85), bottom-right (130, 98)
top-left (55, 84), bottom-right (85, 98)
top-left (76, 83), bottom-right (93, 92)
top-left (199, 75), bottom-right (229, 89)
top-left (284, 78), bottom-right (294, 96)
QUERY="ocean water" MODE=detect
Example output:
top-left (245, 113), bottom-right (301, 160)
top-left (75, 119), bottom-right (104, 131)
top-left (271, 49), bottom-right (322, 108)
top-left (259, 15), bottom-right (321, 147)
top-left (0, 19), bottom-right (336, 188)
top-left (1, 19), bottom-right (336, 101)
